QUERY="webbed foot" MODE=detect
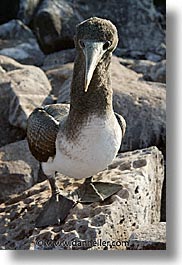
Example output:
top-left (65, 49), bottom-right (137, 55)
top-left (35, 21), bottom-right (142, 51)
top-left (35, 193), bottom-right (75, 228)
top-left (75, 177), bottom-right (123, 203)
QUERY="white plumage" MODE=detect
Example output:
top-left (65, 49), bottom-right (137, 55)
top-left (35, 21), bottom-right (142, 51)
top-left (42, 113), bottom-right (122, 178)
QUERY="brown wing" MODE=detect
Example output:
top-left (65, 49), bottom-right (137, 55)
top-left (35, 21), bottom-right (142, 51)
top-left (27, 104), bottom-right (69, 162)
top-left (44, 104), bottom-right (70, 122)
top-left (114, 112), bottom-right (126, 137)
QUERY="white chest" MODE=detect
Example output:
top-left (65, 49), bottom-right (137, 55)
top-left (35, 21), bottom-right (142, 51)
top-left (42, 114), bottom-right (122, 178)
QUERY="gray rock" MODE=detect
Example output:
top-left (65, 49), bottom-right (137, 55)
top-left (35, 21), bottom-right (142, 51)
top-left (32, 0), bottom-right (165, 59)
top-left (17, 0), bottom-right (42, 25)
top-left (0, 20), bottom-right (44, 66)
top-left (0, 146), bottom-right (164, 250)
top-left (45, 63), bottom-right (73, 98)
top-left (120, 58), bottom-right (155, 76)
top-left (0, 55), bottom-right (24, 71)
top-left (120, 58), bottom-right (166, 83)
top-left (0, 19), bottom-right (33, 39)
top-left (146, 52), bottom-right (164, 62)
top-left (111, 56), bottom-right (166, 155)
top-left (33, 0), bottom-right (82, 54)
top-left (0, 56), bottom-right (26, 147)
top-left (0, 55), bottom-right (52, 130)
top-left (148, 60), bottom-right (166, 83)
top-left (42, 49), bottom-right (76, 71)
top-left (127, 222), bottom-right (166, 250)
top-left (7, 67), bottom-right (52, 129)
top-left (56, 56), bottom-right (166, 155)
top-left (0, 140), bottom-right (39, 203)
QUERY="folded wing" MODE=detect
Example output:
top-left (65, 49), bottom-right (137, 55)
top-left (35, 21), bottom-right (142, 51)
top-left (114, 112), bottom-right (126, 138)
top-left (27, 104), bottom-right (69, 162)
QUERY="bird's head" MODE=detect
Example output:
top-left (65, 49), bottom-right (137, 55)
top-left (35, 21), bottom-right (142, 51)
top-left (75, 17), bottom-right (118, 92)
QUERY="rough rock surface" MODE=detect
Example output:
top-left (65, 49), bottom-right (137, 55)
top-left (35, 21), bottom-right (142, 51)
top-left (147, 60), bottom-right (166, 83)
top-left (17, 0), bottom-right (42, 25)
top-left (0, 20), bottom-right (44, 66)
top-left (127, 222), bottom-right (166, 250)
top-left (0, 100), bottom-right (26, 148)
top-left (45, 63), bottom-right (73, 98)
top-left (32, 0), bottom-right (165, 60)
top-left (0, 56), bottom-right (25, 147)
top-left (120, 58), bottom-right (166, 83)
top-left (0, 55), bottom-right (52, 130)
top-left (33, 0), bottom-right (81, 54)
top-left (0, 140), bottom-right (39, 203)
top-left (56, 56), bottom-right (166, 155)
top-left (0, 146), bottom-right (164, 250)
top-left (42, 49), bottom-right (76, 71)
top-left (111, 57), bottom-right (166, 155)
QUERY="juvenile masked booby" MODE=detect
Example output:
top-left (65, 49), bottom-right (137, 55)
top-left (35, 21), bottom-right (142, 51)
top-left (27, 17), bottom-right (126, 227)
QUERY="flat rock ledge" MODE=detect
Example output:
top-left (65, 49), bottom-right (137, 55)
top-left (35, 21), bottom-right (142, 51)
top-left (127, 222), bottom-right (166, 250)
top-left (0, 146), bottom-right (165, 250)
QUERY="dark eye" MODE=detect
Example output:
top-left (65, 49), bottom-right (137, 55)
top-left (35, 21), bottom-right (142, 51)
top-left (103, 41), bottom-right (111, 50)
top-left (79, 40), bottom-right (85, 48)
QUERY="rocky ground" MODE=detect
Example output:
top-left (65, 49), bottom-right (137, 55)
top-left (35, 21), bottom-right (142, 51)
top-left (0, 0), bottom-right (166, 250)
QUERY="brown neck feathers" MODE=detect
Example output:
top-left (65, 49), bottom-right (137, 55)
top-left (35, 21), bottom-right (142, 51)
top-left (69, 51), bottom-right (113, 117)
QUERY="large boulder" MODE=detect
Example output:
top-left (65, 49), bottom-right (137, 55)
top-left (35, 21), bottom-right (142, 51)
top-left (0, 56), bottom-right (25, 147)
top-left (0, 20), bottom-right (44, 66)
top-left (111, 56), bottom-right (166, 155)
top-left (56, 56), bottom-right (166, 155)
top-left (32, 0), bottom-right (165, 60)
top-left (0, 81), bottom-right (26, 147)
top-left (33, 0), bottom-right (81, 54)
top-left (0, 146), bottom-right (164, 250)
top-left (0, 55), bottom-right (52, 131)
top-left (0, 140), bottom-right (39, 203)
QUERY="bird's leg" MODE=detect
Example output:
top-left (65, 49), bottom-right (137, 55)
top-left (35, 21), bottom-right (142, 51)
top-left (48, 176), bottom-right (61, 200)
top-left (76, 176), bottom-right (123, 203)
top-left (35, 174), bottom-right (75, 228)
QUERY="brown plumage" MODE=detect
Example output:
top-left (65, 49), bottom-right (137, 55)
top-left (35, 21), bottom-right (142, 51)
top-left (27, 104), bottom-right (69, 162)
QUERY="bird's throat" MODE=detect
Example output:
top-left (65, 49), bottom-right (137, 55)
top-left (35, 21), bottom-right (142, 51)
top-left (70, 52), bottom-right (113, 117)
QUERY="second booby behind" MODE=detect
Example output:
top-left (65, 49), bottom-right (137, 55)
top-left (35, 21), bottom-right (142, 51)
top-left (27, 17), bottom-right (126, 227)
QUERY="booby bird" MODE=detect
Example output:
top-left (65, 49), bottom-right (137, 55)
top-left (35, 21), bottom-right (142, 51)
top-left (27, 17), bottom-right (126, 227)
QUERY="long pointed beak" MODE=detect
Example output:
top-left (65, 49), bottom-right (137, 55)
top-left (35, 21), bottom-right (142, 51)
top-left (83, 41), bottom-right (105, 92)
